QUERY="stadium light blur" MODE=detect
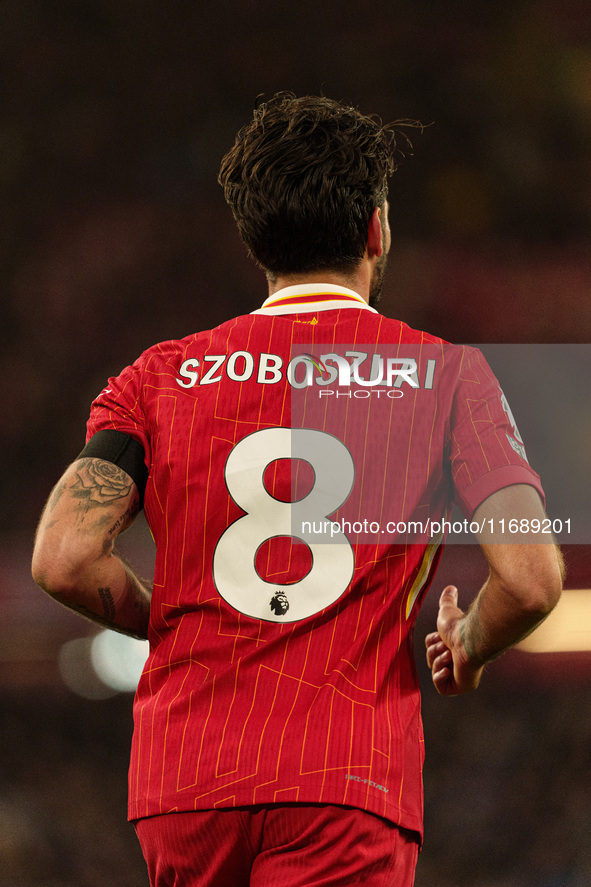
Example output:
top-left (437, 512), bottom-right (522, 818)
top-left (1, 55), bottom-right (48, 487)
top-left (59, 631), bottom-right (148, 697)
top-left (517, 589), bottom-right (591, 653)
top-left (90, 630), bottom-right (149, 692)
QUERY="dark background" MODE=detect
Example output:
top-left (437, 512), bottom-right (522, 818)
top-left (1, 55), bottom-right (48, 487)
top-left (1, 1), bottom-right (590, 884)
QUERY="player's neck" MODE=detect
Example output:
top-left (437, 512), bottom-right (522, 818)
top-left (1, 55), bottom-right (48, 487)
top-left (268, 266), bottom-right (372, 304)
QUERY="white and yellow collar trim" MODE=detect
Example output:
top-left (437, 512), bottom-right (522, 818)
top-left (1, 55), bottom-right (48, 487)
top-left (252, 283), bottom-right (377, 315)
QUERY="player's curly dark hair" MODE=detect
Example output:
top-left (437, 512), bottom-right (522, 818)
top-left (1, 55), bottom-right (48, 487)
top-left (218, 92), bottom-right (419, 279)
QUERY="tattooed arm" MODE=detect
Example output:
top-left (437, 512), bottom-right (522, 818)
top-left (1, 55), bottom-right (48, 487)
top-left (425, 485), bottom-right (564, 695)
top-left (32, 458), bottom-right (152, 640)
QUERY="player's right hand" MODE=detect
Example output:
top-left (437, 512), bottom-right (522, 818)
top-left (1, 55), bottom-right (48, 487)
top-left (425, 586), bottom-right (484, 696)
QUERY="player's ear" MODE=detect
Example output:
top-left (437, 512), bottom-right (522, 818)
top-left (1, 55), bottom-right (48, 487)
top-left (367, 207), bottom-right (384, 258)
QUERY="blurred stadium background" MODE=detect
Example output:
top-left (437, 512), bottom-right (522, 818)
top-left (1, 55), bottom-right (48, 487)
top-left (1, 1), bottom-right (591, 884)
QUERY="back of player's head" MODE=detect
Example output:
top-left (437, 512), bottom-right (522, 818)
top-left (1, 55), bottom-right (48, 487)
top-left (218, 92), bottom-right (414, 279)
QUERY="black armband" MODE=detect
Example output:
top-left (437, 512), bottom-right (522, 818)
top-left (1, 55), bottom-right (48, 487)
top-left (77, 430), bottom-right (149, 507)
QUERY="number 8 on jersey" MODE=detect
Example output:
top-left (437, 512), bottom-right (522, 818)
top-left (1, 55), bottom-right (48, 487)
top-left (213, 428), bottom-right (356, 622)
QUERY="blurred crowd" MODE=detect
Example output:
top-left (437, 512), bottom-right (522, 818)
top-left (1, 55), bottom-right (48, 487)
top-left (2, 0), bottom-right (591, 884)
top-left (418, 679), bottom-right (591, 887)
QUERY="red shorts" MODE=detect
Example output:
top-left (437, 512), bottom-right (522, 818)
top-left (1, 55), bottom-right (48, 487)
top-left (134, 804), bottom-right (419, 887)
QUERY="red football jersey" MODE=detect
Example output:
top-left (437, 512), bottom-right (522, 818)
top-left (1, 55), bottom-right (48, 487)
top-left (86, 284), bottom-right (544, 837)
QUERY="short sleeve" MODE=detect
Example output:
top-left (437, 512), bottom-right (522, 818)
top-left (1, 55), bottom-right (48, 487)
top-left (86, 353), bottom-right (151, 471)
top-left (449, 347), bottom-right (544, 518)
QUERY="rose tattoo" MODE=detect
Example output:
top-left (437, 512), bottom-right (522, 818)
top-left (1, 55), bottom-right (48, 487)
top-left (72, 459), bottom-right (133, 505)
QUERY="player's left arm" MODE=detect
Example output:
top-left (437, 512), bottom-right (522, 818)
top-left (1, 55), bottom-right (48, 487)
top-left (32, 458), bottom-right (152, 640)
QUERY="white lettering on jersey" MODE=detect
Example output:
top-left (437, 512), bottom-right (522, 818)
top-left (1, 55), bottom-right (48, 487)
top-left (257, 353), bottom-right (283, 384)
top-left (175, 350), bottom-right (438, 391)
top-left (176, 359), bottom-right (200, 388)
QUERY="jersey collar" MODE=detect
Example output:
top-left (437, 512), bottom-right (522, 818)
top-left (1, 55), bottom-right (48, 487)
top-left (251, 283), bottom-right (378, 315)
